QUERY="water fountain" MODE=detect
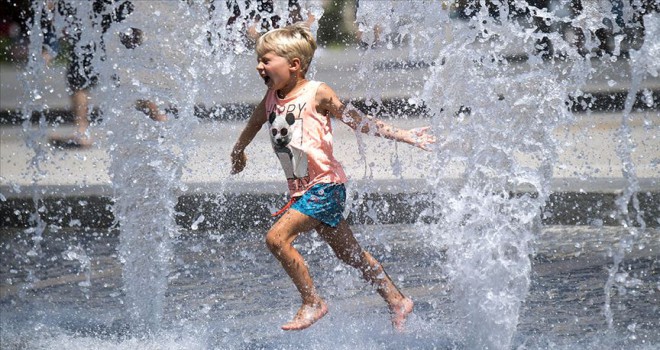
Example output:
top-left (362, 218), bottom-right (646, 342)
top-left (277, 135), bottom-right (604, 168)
top-left (0, 1), bottom-right (657, 349)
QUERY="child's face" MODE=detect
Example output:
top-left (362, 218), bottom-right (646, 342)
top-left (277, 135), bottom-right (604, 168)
top-left (256, 51), bottom-right (293, 91)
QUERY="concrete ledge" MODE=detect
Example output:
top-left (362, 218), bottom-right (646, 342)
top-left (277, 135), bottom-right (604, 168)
top-left (2, 187), bottom-right (657, 229)
top-left (3, 177), bottom-right (657, 199)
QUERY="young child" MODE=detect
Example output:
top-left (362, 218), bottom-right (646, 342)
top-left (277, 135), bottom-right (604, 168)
top-left (230, 23), bottom-right (435, 332)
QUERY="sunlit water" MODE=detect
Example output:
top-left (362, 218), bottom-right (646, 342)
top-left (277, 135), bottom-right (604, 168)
top-left (355, 3), bottom-right (658, 349)
top-left (3, 1), bottom-right (658, 349)
top-left (1, 225), bottom-right (658, 349)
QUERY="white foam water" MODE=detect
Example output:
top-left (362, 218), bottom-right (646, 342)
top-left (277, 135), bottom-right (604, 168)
top-left (9, 1), bottom-right (658, 348)
top-left (354, 2), bottom-right (654, 349)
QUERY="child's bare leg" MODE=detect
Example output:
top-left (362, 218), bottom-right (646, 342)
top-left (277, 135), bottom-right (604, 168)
top-left (67, 89), bottom-right (92, 146)
top-left (266, 209), bottom-right (328, 330)
top-left (135, 99), bottom-right (167, 122)
top-left (317, 220), bottom-right (413, 331)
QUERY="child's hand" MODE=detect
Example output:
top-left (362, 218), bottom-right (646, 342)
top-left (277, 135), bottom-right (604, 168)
top-left (409, 127), bottom-right (436, 151)
top-left (230, 150), bottom-right (247, 174)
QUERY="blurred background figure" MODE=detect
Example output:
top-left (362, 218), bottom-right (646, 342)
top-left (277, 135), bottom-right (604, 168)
top-left (48, 0), bottom-right (134, 148)
top-left (114, 26), bottom-right (167, 122)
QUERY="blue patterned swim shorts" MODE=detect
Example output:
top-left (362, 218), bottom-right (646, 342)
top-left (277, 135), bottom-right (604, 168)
top-left (290, 183), bottom-right (346, 228)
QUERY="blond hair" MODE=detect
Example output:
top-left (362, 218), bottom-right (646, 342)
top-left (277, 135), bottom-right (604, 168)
top-left (256, 23), bottom-right (317, 74)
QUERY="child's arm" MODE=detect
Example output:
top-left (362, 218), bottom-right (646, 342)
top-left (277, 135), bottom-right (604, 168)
top-left (317, 84), bottom-right (435, 151)
top-left (230, 98), bottom-right (268, 174)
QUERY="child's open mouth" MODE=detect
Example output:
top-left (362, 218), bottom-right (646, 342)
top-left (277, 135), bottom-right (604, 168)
top-left (263, 76), bottom-right (271, 85)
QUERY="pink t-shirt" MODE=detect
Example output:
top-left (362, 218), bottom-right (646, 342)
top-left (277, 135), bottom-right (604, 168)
top-left (265, 80), bottom-right (348, 197)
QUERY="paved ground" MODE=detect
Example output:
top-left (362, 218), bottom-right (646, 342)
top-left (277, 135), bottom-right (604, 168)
top-left (2, 224), bottom-right (659, 348)
top-left (0, 112), bottom-right (658, 196)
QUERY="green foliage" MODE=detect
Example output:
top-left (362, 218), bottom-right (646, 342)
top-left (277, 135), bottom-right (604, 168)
top-left (0, 37), bottom-right (12, 62)
top-left (317, 0), bottom-right (358, 47)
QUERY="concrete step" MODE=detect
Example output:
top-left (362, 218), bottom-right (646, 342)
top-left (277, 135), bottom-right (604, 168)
top-left (1, 186), bottom-right (657, 229)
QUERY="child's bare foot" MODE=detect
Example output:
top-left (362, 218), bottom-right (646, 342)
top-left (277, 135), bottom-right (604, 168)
top-left (390, 297), bottom-right (414, 332)
top-left (281, 301), bottom-right (328, 331)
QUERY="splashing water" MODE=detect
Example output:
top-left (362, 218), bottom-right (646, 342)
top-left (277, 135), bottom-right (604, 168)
top-left (14, 0), bottom-right (324, 336)
top-left (604, 11), bottom-right (658, 332)
top-left (354, 1), bottom-right (655, 349)
top-left (3, 0), bottom-right (658, 348)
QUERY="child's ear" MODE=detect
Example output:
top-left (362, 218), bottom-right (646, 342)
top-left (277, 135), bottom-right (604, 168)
top-left (290, 57), bottom-right (302, 72)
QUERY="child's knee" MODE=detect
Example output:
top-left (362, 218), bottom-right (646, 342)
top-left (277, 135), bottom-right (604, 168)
top-left (265, 231), bottom-right (284, 253)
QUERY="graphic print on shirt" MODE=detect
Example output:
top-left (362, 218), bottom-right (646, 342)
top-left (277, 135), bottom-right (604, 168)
top-left (268, 101), bottom-right (309, 192)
